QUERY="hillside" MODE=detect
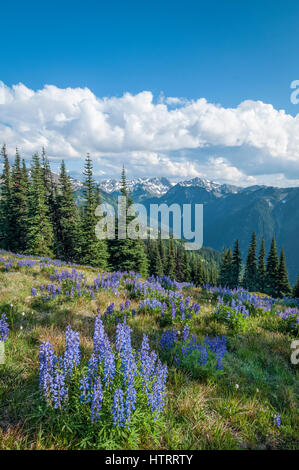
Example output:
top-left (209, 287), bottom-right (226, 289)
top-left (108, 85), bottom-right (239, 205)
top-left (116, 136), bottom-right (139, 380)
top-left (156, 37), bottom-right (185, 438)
top-left (0, 251), bottom-right (298, 450)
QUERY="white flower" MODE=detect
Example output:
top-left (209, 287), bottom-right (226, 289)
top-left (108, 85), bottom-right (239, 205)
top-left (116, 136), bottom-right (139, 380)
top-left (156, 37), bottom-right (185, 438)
top-left (235, 383), bottom-right (239, 390)
top-left (256, 388), bottom-right (259, 393)
top-left (21, 312), bottom-right (25, 316)
top-left (20, 326), bottom-right (23, 330)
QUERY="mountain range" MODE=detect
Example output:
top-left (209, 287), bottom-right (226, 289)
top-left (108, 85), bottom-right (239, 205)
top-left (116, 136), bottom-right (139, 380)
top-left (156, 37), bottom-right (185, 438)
top-left (85, 176), bottom-right (299, 284)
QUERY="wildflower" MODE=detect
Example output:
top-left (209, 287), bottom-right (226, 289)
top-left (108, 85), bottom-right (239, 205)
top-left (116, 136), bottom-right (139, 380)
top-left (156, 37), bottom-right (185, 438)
top-left (0, 314), bottom-right (10, 342)
top-left (112, 388), bottom-right (125, 427)
top-left (235, 383), bottom-right (239, 390)
top-left (90, 376), bottom-right (103, 422)
top-left (274, 414), bottom-right (281, 427)
top-left (31, 287), bottom-right (37, 297)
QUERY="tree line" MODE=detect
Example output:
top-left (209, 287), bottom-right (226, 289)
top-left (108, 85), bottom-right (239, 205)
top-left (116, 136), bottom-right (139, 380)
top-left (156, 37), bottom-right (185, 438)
top-left (219, 233), bottom-right (299, 298)
top-left (0, 145), bottom-right (218, 284)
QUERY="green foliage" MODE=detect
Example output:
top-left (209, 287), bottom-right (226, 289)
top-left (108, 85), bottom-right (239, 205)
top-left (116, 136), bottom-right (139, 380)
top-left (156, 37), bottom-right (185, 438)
top-left (266, 236), bottom-right (279, 297)
top-left (80, 154), bottom-right (109, 269)
top-left (277, 247), bottom-right (291, 297)
top-left (26, 153), bottom-right (54, 257)
top-left (243, 232), bottom-right (257, 291)
top-left (214, 304), bottom-right (249, 332)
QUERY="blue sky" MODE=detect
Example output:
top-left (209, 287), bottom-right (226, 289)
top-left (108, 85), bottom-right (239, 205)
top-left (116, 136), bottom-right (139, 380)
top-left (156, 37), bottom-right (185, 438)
top-left (1, 0), bottom-right (299, 185)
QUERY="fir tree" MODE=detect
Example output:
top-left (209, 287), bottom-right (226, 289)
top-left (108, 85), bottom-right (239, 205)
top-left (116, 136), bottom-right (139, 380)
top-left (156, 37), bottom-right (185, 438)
top-left (257, 236), bottom-right (266, 293)
top-left (293, 275), bottom-right (299, 298)
top-left (243, 232), bottom-right (258, 291)
top-left (196, 258), bottom-right (204, 286)
top-left (56, 160), bottom-right (81, 261)
top-left (80, 154), bottom-right (109, 269)
top-left (183, 249), bottom-right (191, 282)
top-left (0, 144), bottom-right (13, 249)
top-left (277, 247), bottom-right (291, 297)
top-left (167, 236), bottom-right (176, 279)
top-left (265, 236), bottom-right (279, 297)
top-left (109, 167), bottom-right (148, 276)
top-left (148, 240), bottom-right (163, 277)
top-left (219, 248), bottom-right (233, 287)
top-left (10, 149), bottom-right (29, 252)
top-left (231, 239), bottom-right (242, 287)
top-left (26, 153), bottom-right (54, 257)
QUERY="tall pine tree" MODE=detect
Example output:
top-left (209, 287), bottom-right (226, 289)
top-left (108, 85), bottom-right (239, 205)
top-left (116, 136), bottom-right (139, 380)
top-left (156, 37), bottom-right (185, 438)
top-left (265, 236), bottom-right (279, 297)
top-left (56, 160), bottom-right (81, 261)
top-left (277, 247), bottom-right (291, 297)
top-left (257, 236), bottom-right (266, 293)
top-left (0, 145), bottom-right (13, 249)
top-left (231, 239), bottom-right (242, 287)
top-left (80, 154), bottom-right (109, 269)
top-left (10, 149), bottom-right (29, 252)
top-left (109, 167), bottom-right (148, 276)
top-left (26, 153), bottom-right (54, 257)
top-left (243, 232), bottom-right (258, 291)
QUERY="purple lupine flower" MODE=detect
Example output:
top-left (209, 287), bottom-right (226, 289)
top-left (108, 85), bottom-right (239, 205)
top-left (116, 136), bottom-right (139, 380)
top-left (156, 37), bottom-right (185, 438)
top-left (112, 388), bottom-right (125, 427)
top-left (274, 414), bottom-right (281, 427)
top-left (31, 287), bottom-right (37, 297)
top-left (63, 326), bottom-right (80, 376)
top-left (90, 376), bottom-right (103, 422)
top-left (52, 370), bottom-right (68, 409)
top-left (0, 314), bottom-right (9, 342)
top-left (39, 341), bottom-right (56, 400)
top-left (182, 324), bottom-right (189, 342)
top-left (103, 335), bottom-right (115, 389)
top-left (93, 315), bottom-right (105, 362)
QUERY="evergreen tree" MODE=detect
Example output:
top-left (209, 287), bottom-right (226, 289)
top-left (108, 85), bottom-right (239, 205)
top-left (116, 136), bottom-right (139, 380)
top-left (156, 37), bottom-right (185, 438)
top-left (293, 275), bottom-right (299, 298)
top-left (277, 247), bottom-right (291, 297)
top-left (10, 149), bottom-right (29, 252)
top-left (265, 236), bottom-right (279, 297)
top-left (175, 245), bottom-right (185, 281)
top-left (80, 154), bottom-right (109, 269)
top-left (56, 160), bottom-right (81, 261)
top-left (183, 249), bottom-right (191, 282)
top-left (109, 167), bottom-right (148, 276)
top-left (158, 231), bottom-right (166, 269)
top-left (167, 236), bottom-right (176, 279)
top-left (243, 232), bottom-right (258, 291)
top-left (257, 236), bottom-right (266, 293)
top-left (219, 248), bottom-right (233, 287)
top-left (41, 148), bottom-right (59, 250)
top-left (0, 144), bottom-right (13, 249)
top-left (231, 239), bottom-right (242, 287)
top-left (195, 257), bottom-right (204, 286)
top-left (26, 153), bottom-right (54, 257)
top-left (148, 240), bottom-right (163, 277)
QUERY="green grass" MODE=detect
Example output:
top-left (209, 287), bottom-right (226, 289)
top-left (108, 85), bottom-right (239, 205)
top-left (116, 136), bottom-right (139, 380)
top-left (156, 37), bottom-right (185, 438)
top-left (0, 255), bottom-right (298, 450)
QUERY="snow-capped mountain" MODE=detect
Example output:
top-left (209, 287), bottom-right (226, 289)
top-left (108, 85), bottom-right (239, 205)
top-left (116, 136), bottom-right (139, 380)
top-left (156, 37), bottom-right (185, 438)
top-left (98, 177), bottom-right (174, 198)
top-left (177, 177), bottom-right (240, 194)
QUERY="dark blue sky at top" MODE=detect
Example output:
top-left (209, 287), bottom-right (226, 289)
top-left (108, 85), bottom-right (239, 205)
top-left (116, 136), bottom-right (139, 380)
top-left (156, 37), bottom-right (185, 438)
top-left (2, 0), bottom-right (299, 114)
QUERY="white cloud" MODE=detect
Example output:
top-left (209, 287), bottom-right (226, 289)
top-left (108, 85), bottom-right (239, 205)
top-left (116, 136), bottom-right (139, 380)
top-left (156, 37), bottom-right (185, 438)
top-left (1, 81), bottom-right (299, 186)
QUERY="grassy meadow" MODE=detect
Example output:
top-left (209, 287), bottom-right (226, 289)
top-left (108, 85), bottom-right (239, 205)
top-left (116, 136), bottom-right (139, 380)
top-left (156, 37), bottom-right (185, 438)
top-left (0, 251), bottom-right (298, 450)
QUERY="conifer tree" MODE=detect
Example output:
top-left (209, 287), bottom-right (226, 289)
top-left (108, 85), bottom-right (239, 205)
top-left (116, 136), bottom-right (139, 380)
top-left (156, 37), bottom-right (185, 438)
top-left (109, 167), bottom-right (148, 276)
top-left (196, 258), bottom-right (204, 286)
top-left (56, 160), bottom-right (81, 261)
top-left (277, 247), bottom-right (291, 297)
top-left (167, 236), bottom-right (176, 279)
top-left (265, 236), bottom-right (279, 297)
top-left (183, 249), bottom-right (191, 282)
top-left (293, 275), bottom-right (299, 298)
top-left (219, 248), bottom-right (233, 287)
top-left (41, 148), bottom-right (60, 250)
top-left (10, 149), bottom-right (29, 252)
top-left (148, 240), bottom-right (163, 277)
top-left (243, 232), bottom-right (258, 291)
top-left (0, 145), bottom-right (13, 249)
top-left (231, 239), bottom-right (242, 287)
top-left (158, 231), bottom-right (166, 268)
top-left (80, 154), bottom-right (108, 269)
top-left (26, 153), bottom-right (54, 257)
top-left (257, 236), bottom-right (266, 293)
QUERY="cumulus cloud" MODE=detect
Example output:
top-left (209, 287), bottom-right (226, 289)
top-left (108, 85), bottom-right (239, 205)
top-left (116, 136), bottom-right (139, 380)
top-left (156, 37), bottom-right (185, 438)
top-left (1, 80), bottom-right (299, 186)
